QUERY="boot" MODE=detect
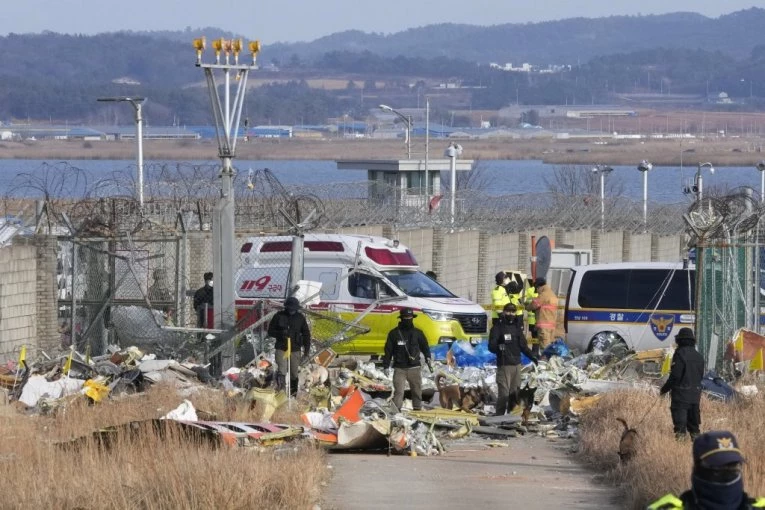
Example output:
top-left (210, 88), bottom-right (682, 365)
top-left (275, 374), bottom-right (286, 392)
top-left (290, 378), bottom-right (299, 397)
top-left (675, 432), bottom-right (687, 442)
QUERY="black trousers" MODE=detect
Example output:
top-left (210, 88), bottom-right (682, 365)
top-left (670, 400), bottom-right (701, 436)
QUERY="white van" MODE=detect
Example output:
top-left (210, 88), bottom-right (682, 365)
top-left (564, 262), bottom-right (695, 353)
top-left (234, 234), bottom-right (489, 355)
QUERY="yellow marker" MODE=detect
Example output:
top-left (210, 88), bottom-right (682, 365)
top-left (750, 348), bottom-right (764, 372)
top-left (661, 352), bottom-right (672, 376)
top-left (18, 345), bottom-right (26, 366)
top-left (734, 331), bottom-right (744, 353)
top-left (63, 348), bottom-right (73, 376)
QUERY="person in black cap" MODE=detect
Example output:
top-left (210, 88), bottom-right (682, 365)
top-left (661, 327), bottom-right (705, 441)
top-left (383, 307), bottom-right (432, 411)
top-left (267, 296), bottom-right (312, 396)
top-left (489, 302), bottom-right (538, 416)
top-left (193, 272), bottom-right (214, 328)
top-left (647, 430), bottom-right (764, 509)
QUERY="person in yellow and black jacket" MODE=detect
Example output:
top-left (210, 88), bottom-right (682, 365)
top-left (647, 430), bottom-right (765, 509)
top-left (491, 271), bottom-right (511, 327)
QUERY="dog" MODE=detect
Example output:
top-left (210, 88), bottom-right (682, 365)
top-left (299, 363), bottom-right (329, 391)
top-left (616, 418), bottom-right (638, 462)
top-left (517, 384), bottom-right (537, 425)
top-left (435, 373), bottom-right (483, 412)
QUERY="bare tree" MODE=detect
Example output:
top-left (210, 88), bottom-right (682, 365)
top-left (544, 164), bottom-right (625, 197)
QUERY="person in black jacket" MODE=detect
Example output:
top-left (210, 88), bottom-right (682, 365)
top-left (193, 272), bottom-right (214, 328)
top-left (267, 296), bottom-right (312, 396)
top-left (383, 308), bottom-right (432, 411)
top-left (660, 327), bottom-right (705, 440)
top-left (488, 302), bottom-right (538, 416)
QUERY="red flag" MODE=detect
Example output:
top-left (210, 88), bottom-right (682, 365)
top-left (428, 194), bottom-right (443, 213)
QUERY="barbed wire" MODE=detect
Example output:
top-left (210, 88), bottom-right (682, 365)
top-left (2, 161), bottom-right (745, 236)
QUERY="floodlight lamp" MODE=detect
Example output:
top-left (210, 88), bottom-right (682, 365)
top-left (223, 39), bottom-right (233, 54)
top-left (379, 104), bottom-right (393, 112)
top-left (757, 161), bottom-right (765, 172)
top-left (249, 40), bottom-right (261, 64)
top-left (212, 38), bottom-right (224, 63)
top-left (193, 37), bottom-right (206, 64)
top-left (638, 160), bottom-right (652, 172)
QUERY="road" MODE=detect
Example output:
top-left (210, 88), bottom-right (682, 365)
top-left (323, 435), bottom-right (621, 510)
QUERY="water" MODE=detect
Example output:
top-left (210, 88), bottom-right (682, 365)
top-left (0, 158), bottom-right (762, 204)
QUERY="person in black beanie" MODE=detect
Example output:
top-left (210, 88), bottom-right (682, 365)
top-left (660, 327), bottom-right (705, 441)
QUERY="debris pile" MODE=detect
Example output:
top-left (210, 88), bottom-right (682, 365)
top-left (4, 330), bottom-right (761, 457)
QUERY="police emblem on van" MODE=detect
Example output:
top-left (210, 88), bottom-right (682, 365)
top-left (649, 313), bottom-right (675, 341)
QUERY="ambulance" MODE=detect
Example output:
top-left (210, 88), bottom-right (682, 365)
top-left (234, 234), bottom-right (489, 355)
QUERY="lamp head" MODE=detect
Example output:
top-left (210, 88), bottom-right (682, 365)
top-left (638, 160), bottom-right (653, 172)
top-left (758, 161), bottom-right (765, 172)
top-left (379, 104), bottom-right (393, 112)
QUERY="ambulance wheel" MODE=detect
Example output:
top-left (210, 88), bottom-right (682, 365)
top-left (586, 331), bottom-right (625, 354)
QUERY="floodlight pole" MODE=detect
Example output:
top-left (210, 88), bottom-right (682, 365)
top-left (196, 41), bottom-right (258, 341)
top-left (638, 160), bottom-right (652, 232)
top-left (592, 165), bottom-right (613, 231)
top-left (695, 162), bottom-right (714, 203)
top-left (445, 142), bottom-right (463, 231)
top-left (97, 97), bottom-right (146, 208)
top-left (757, 161), bottom-right (765, 202)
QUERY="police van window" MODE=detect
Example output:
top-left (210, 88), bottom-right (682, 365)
top-left (578, 269), bottom-right (628, 309)
top-left (627, 269), bottom-right (695, 311)
top-left (349, 273), bottom-right (375, 299)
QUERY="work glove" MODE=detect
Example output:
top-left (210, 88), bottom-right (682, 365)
top-left (385, 368), bottom-right (393, 379)
top-left (530, 357), bottom-right (539, 366)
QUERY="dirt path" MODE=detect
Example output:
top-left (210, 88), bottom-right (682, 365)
top-left (323, 435), bottom-right (621, 509)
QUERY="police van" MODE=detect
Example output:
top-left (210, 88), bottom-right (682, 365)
top-left (234, 234), bottom-right (489, 355)
top-left (564, 262), bottom-right (695, 353)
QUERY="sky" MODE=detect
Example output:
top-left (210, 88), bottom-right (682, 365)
top-left (0, 1), bottom-right (760, 44)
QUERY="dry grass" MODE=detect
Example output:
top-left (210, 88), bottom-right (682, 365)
top-left (3, 136), bottom-right (765, 166)
top-left (0, 385), bottom-right (328, 509)
top-left (578, 389), bottom-right (765, 509)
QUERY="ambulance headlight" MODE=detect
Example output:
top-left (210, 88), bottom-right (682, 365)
top-left (422, 309), bottom-right (453, 321)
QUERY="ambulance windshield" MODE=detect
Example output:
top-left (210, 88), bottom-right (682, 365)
top-left (383, 271), bottom-right (455, 298)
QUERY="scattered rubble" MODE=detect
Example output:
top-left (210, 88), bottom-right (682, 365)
top-left (4, 331), bottom-right (763, 457)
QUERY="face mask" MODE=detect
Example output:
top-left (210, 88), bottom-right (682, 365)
top-left (207, 280), bottom-right (213, 287)
top-left (400, 318), bottom-right (414, 329)
top-left (287, 309), bottom-right (297, 316)
top-left (503, 278), bottom-right (510, 285)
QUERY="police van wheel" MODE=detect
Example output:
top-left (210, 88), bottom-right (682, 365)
top-left (587, 331), bottom-right (625, 354)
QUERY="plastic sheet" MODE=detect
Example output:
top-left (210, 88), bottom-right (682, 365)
top-left (542, 339), bottom-right (571, 359)
top-left (450, 341), bottom-right (494, 367)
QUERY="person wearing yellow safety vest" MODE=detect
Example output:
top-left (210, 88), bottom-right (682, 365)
top-left (647, 430), bottom-right (765, 509)
top-left (524, 278), bottom-right (540, 357)
top-left (491, 272), bottom-right (511, 327)
top-left (531, 277), bottom-right (558, 349)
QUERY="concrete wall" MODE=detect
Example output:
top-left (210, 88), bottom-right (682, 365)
top-left (626, 233), bottom-right (652, 262)
top-left (0, 244), bottom-right (38, 363)
top-left (655, 235), bottom-right (684, 262)
top-left (441, 230), bottom-right (481, 301)
top-left (598, 231), bottom-right (625, 263)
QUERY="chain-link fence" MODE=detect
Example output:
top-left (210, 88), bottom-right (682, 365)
top-left (0, 160), bottom-right (708, 363)
top-left (688, 189), bottom-right (765, 373)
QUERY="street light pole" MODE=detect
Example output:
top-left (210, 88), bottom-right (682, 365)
top-left (695, 162), bottom-right (715, 202)
top-left (379, 104), bottom-right (411, 159)
top-left (592, 165), bottom-right (613, 231)
top-left (97, 97), bottom-right (146, 208)
top-left (757, 161), bottom-right (765, 202)
top-left (445, 142), bottom-right (463, 231)
top-left (638, 160), bottom-right (653, 231)
top-left (424, 97), bottom-right (429, 198)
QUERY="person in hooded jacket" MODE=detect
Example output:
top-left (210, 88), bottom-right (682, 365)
top-left (660, 327), bottom-right (705, 440)
top-left (267, 296), bottom-right (311, 396)
top-left (647, 430), bottom-right (765, 509)
top-left (383, 308), bottom-right (432, 411)
top-left (488, 302), bottom-right (538, 416)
